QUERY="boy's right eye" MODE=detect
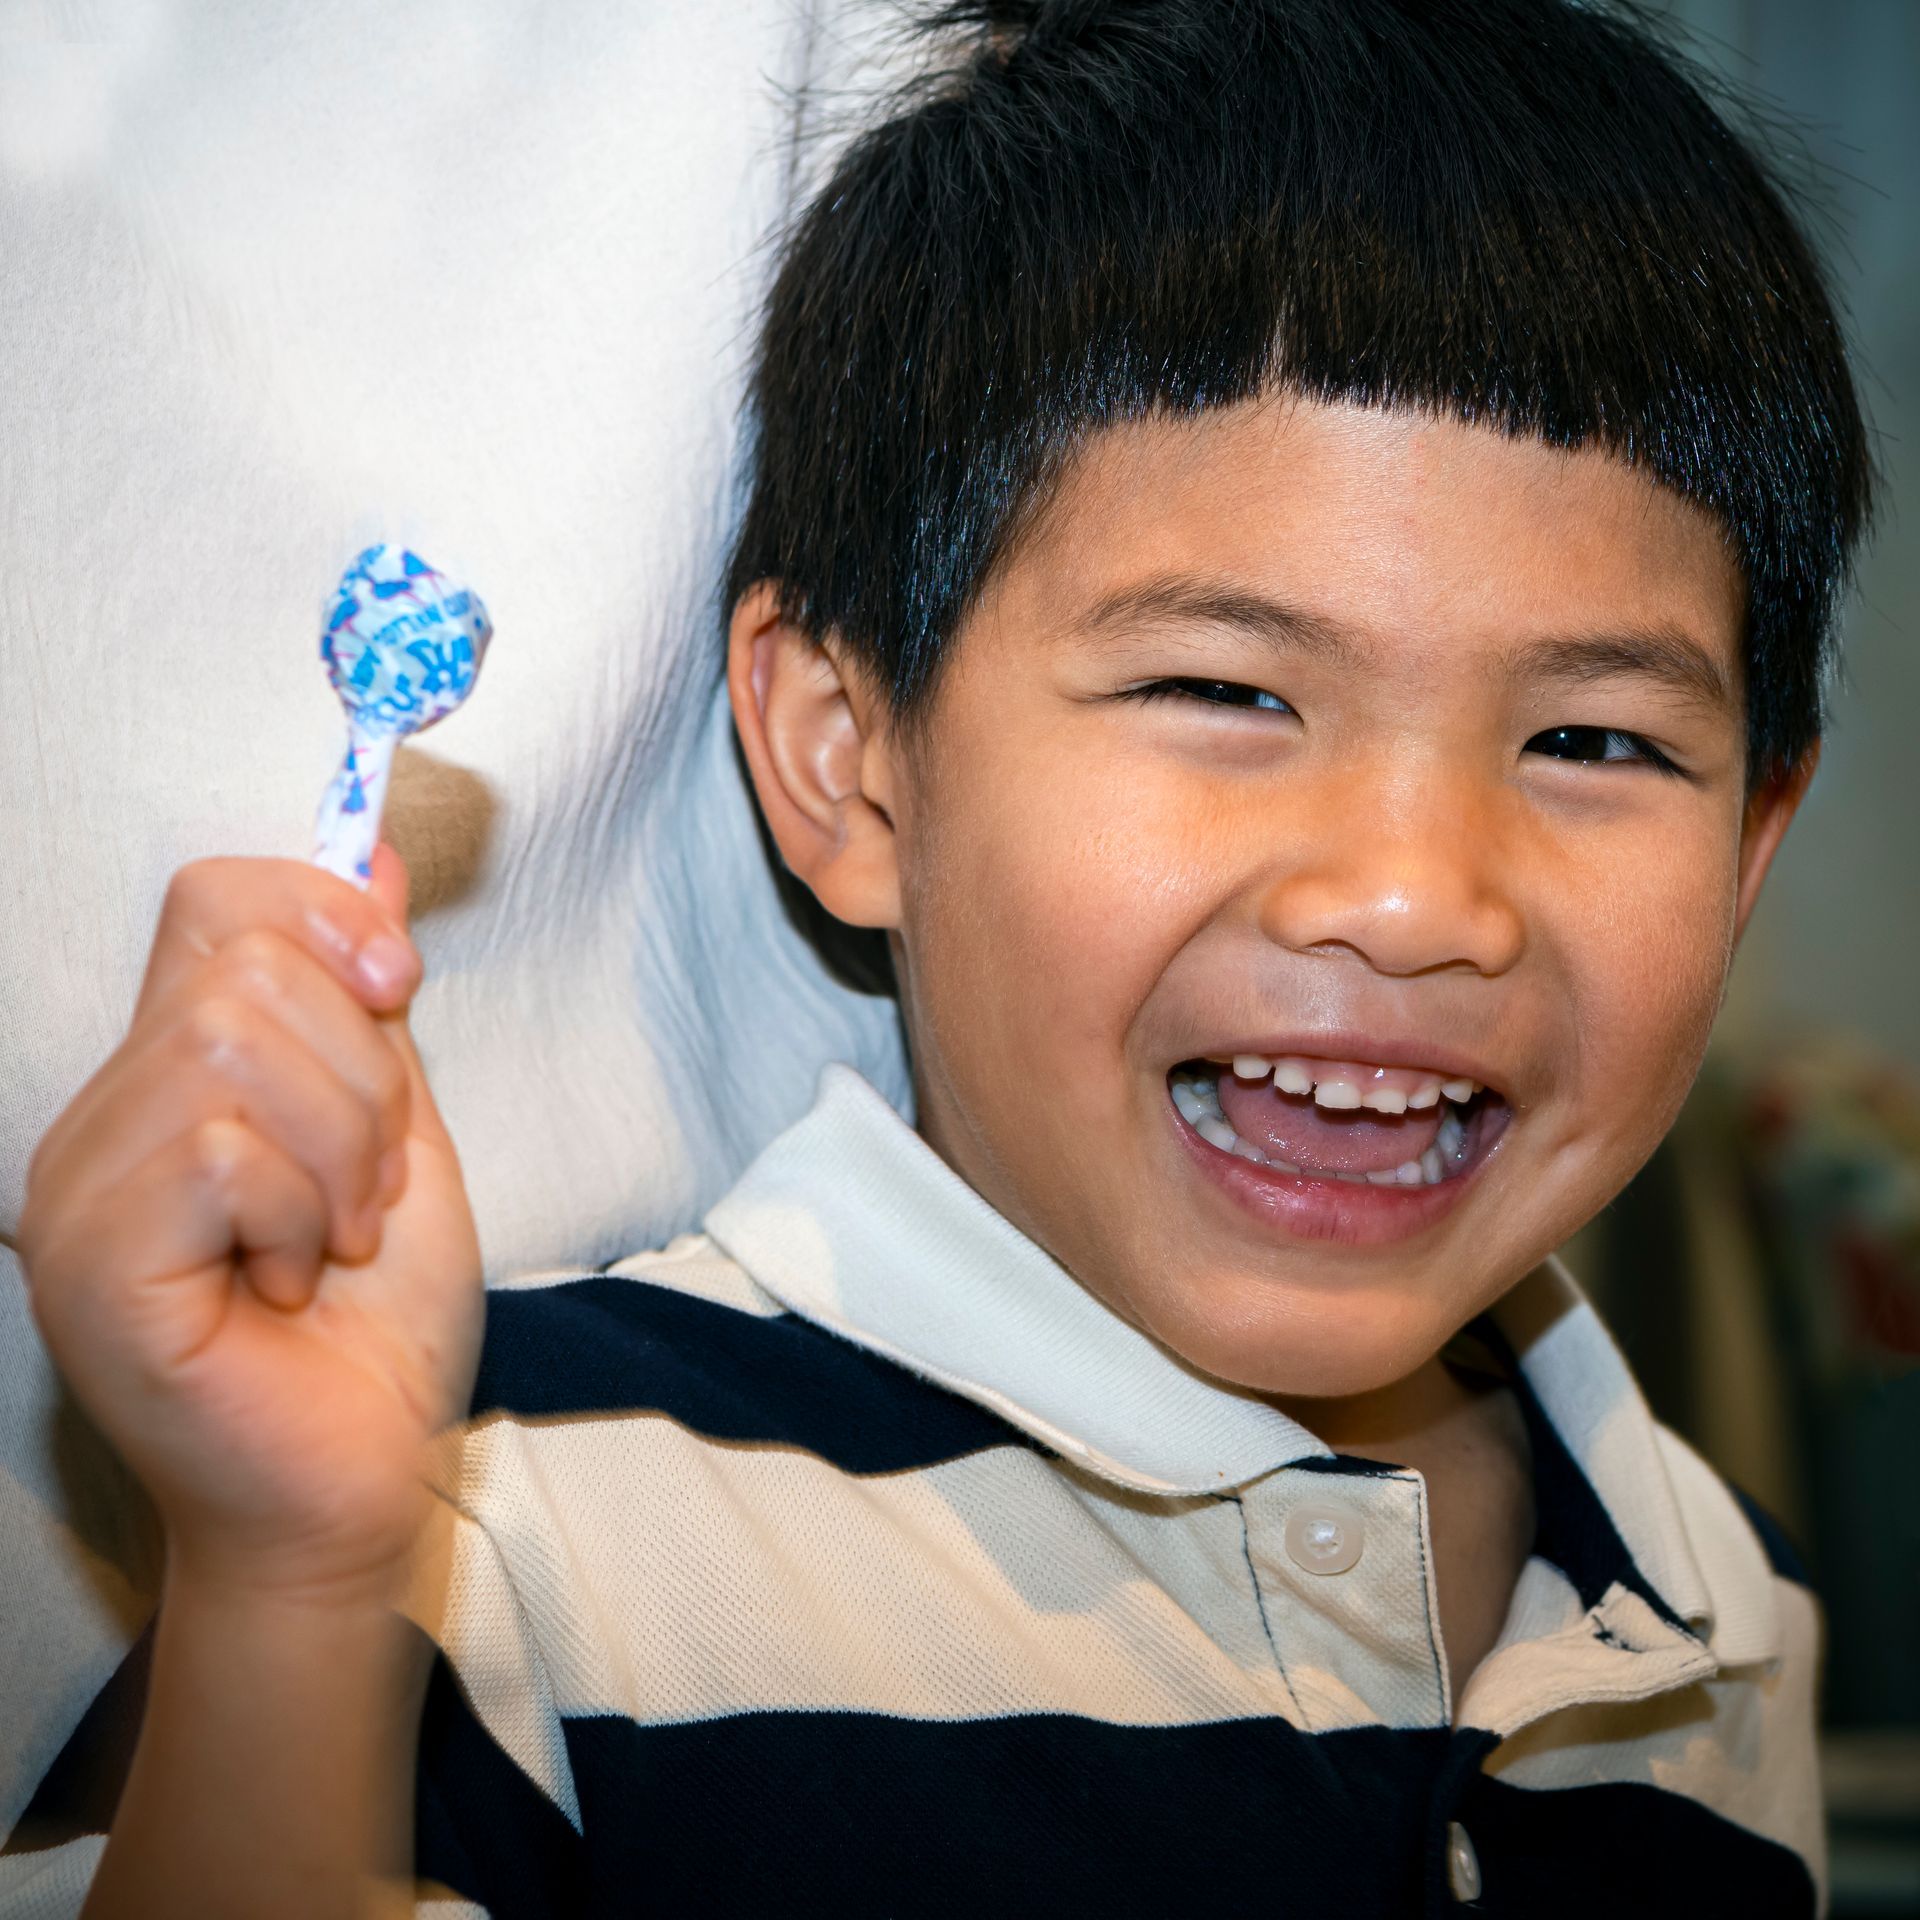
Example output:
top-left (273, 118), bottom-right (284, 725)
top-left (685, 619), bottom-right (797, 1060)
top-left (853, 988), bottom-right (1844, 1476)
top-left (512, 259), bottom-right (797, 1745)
top-left (1122, 678), bottom-right (1294, 714)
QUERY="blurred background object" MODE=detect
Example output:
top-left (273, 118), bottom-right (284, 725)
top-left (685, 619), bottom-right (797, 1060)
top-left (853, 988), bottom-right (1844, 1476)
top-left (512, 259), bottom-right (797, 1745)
top-left (1566, 1038), bottom-right (1920, 1915)
top-left (1573, 13), bottom-right (1920, 1908)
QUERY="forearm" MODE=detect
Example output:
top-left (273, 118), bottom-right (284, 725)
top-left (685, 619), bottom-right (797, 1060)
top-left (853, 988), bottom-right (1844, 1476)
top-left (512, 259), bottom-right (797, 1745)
top-left (82, 1556), bottom-right (431, 1920)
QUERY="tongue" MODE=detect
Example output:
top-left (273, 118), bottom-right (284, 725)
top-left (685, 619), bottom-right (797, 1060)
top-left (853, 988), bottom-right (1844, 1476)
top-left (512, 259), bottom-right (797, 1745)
top-left (1216, 1073), bottom-right (1444, 1175)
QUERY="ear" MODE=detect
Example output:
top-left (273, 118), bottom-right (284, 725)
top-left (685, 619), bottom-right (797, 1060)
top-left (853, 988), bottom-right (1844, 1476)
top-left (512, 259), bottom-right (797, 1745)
top-left (1731, 742), bottom-right (1818, 946)
top-left (726, 583), bottom-right (904, 932)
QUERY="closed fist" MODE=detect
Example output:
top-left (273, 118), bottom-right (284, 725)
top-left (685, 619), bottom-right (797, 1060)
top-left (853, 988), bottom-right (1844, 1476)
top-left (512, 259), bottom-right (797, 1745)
top-left (18, 845), bottom-right (484, 1602)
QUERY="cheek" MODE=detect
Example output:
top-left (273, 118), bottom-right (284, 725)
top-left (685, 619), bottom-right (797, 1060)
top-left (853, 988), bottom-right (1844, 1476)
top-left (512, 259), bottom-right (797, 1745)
top-left (1551, 812), bottom-right (1741, 1116)
top-left (906, 748), bottom-right (1204, 1084)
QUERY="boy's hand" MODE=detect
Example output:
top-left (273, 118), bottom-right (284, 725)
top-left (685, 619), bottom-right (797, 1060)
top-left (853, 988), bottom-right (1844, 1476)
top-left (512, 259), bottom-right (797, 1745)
top-left (17, 843), bottom-right (483, 1605)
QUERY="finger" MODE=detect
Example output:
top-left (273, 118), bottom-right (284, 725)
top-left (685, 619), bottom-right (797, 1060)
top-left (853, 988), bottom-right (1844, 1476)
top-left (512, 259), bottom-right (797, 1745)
top-left (52, 921), bottom-right (414, 1190)
top-left (363, 846), bottom-right (456, 1163)
top-left (330, 841), bottom-right (432, 1176)
top-left (37, 993), bottom-right (387, 1264)
top-left (44, 854), bottom-right (421, 1192)
top-left (26, 1118), bottom-right (331, 1368)
top-left (134, 855), bottom-right (420, 1032)
top-left (374, 999), bottom-right (460, 1159)
top-left (354, 845), bottom-right (456, 1173)
top-left (191, 1121), bottom-right (335, 1313)
top-left (366, 840), bottom-right (410, 930)
top-left (178, 928), bottom-right (412, 1197)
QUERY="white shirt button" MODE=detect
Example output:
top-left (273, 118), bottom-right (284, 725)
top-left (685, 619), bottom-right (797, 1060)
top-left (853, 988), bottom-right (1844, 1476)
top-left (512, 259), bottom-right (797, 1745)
top-left (1446, 1821), bottom-right (1482, 1903)
top-left (1283, 1501), bottom-right (1365, 1576)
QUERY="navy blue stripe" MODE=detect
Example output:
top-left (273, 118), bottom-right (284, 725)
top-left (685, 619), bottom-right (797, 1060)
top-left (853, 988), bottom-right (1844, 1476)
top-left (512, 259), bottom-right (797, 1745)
top-left (408, 1703), bottom-right (1815, 1918)
top-left (414, 1649), bottom-right (583, 1919)
top-left (1473, 1315), bottom-right (1690, 1628)
top-left (9, 1621), bottom-right (1814, 1916)
top-left (472, 1276), bottom-right (1040, 1474)
top-left (1297, 1451), bottom-right (1412, 1478)
top-left (1520, 1381), bottom-right (1668, 1616)
top-left (1, 1621), bottom-right (151, 1858)
top-left (1727, 1481), bottom-right (1814, 1589)
top-left (1456, 1771), bottom-right (1816, 1917)
top-left (559, 1709), bottom-right (1446, 1917)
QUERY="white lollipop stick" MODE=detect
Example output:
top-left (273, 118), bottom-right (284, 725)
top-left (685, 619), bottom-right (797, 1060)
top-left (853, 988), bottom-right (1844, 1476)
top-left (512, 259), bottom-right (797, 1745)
top-left (311, 544), bottom-right (493, 888)
top-left (312, 726), bottom-right (399, 885)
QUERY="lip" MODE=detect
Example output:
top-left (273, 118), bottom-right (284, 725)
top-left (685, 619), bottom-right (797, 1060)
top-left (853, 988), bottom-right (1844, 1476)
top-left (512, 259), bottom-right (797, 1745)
top-left (1182, 1028), bottom-right (1510, 1099)
top-left (1164, 1067), bottom-right (1511, 1248)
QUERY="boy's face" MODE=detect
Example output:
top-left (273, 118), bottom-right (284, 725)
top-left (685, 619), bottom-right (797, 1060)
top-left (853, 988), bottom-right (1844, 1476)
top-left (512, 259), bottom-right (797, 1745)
top-left (734, 396), bottom-right (1805, 1398)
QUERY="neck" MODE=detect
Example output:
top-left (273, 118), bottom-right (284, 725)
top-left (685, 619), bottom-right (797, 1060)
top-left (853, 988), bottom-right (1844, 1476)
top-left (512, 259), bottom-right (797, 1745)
top-left (1267, 1346), bottom-right (1510, 1464)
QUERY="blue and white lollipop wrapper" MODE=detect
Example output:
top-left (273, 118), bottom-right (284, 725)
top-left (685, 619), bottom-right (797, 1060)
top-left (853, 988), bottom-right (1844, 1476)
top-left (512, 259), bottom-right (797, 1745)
top-left (311, 545), bottom-right (492, 886)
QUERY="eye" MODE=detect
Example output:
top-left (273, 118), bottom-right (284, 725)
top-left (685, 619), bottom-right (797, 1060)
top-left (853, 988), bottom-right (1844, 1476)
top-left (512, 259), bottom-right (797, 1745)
top-left (1525, 725), bottom-right (1684, 775)
top-left (1122, 677), bottom-right (1294, 714)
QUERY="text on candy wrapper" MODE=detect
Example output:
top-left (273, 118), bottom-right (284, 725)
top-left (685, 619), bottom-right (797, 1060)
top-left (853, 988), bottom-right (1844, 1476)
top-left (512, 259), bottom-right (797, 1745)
top-left (353, 635), bottom-right (478, 731)
top-left (366, 592), bottom-right (474, 650)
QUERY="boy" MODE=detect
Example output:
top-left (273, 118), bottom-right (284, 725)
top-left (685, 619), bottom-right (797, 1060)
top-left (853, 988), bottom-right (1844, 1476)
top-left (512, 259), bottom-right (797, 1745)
top-left (6, 0), bottom-right (1871, 1913)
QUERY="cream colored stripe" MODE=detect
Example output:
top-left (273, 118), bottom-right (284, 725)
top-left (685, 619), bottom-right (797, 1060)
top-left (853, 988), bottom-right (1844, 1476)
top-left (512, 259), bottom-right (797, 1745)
top-left (0, 1833), bottom-right (105, 1920)
top-left (491, 1231), bottom-right (783, 1319)
top-left (445, 1412), bottom-right (1297, 1730)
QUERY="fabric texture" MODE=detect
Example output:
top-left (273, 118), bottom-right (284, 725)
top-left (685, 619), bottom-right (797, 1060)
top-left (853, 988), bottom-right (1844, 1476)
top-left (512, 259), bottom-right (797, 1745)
top-left (0, 0), bottom-right (918, 1847)
top-left (2, 1064), bottom-right (1827, 1917)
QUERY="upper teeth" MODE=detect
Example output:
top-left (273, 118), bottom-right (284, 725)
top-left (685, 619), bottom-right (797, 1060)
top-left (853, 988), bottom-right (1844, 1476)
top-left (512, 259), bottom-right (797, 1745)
top-left (1170, 1062), bottom-right (1475, 1185)
top-left (1223, 1053), bottom-right (1481, 1113)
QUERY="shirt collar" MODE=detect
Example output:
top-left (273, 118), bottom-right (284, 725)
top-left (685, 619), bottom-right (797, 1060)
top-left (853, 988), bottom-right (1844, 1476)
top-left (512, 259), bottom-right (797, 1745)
top-left (702, 1061), bottom-right (1767, 1661)
top-left (704, 1063), bottom-right (1326, 1490)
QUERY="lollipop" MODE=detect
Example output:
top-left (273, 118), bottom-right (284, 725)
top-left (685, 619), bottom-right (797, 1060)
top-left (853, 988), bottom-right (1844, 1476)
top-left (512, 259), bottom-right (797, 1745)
top-left (311, 544), bottom-right (492, 886)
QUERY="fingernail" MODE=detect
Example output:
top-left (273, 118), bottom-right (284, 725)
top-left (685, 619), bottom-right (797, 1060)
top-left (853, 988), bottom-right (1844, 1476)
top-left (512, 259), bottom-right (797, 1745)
top-left (358, 934), bottom-right (417, 996)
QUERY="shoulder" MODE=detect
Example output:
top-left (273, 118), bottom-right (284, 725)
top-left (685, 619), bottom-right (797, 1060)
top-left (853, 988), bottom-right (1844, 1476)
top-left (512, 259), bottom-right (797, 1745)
top-left (473, 1232), bottom-right (1031, 1476)
top-left (488, 1228), bottom-right (788, 1329)
top-left (1651, 1421), bottom-right (1811, 1590)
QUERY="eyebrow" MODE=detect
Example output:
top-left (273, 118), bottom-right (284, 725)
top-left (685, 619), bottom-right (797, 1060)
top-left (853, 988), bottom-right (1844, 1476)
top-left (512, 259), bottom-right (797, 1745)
top-left (1077, 572), bottom-right (1734, 709)
top-left (1078, 576), bottom-right (1365, 668)
top-left (1513, 629), bottom-right (1736, 712)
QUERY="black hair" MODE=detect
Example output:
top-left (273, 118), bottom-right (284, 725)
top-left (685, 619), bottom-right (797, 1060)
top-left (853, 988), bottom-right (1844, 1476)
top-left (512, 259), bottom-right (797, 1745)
top-left (727, 0), bottom-right (1873, 781)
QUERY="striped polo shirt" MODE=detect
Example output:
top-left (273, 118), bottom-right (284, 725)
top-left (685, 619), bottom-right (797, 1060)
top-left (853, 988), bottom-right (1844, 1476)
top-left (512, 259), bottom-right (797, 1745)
top-left (3, 1062), bottom-right (1823, 1917)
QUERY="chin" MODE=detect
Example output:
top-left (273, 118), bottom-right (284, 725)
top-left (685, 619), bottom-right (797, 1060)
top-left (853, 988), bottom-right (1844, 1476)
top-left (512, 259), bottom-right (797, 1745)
top-left (1136, 1270), bottom-right (1461, 1402)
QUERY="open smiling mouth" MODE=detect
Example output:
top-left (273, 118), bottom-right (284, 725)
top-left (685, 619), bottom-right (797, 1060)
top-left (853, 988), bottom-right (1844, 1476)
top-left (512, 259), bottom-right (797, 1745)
top-left (1166, 1054), bottom-right (1510, 1198)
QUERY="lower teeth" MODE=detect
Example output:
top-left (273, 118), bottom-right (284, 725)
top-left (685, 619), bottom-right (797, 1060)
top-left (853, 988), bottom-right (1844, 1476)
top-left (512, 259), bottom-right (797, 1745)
top-left (1172, 1065), bottom-right (1472, 1186)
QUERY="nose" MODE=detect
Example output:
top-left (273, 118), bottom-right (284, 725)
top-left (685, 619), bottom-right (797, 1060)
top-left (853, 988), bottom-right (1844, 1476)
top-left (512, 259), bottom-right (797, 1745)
top-left (1255, 768), bottom-right (1527, 979)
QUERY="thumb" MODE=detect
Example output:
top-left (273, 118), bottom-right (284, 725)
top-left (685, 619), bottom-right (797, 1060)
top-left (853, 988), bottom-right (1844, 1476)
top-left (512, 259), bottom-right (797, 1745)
top-left (362, 843), bottom-right (457, 1156)
top-left (366, 839), bottom-right (412, 933)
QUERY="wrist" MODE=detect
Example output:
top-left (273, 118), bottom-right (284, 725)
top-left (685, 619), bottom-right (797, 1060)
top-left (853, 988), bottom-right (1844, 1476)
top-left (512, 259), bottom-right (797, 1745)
top-left (93, 1521), bottom-right (434, 1920)
top-left (163, 1525), bottom-right (421, 1620)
